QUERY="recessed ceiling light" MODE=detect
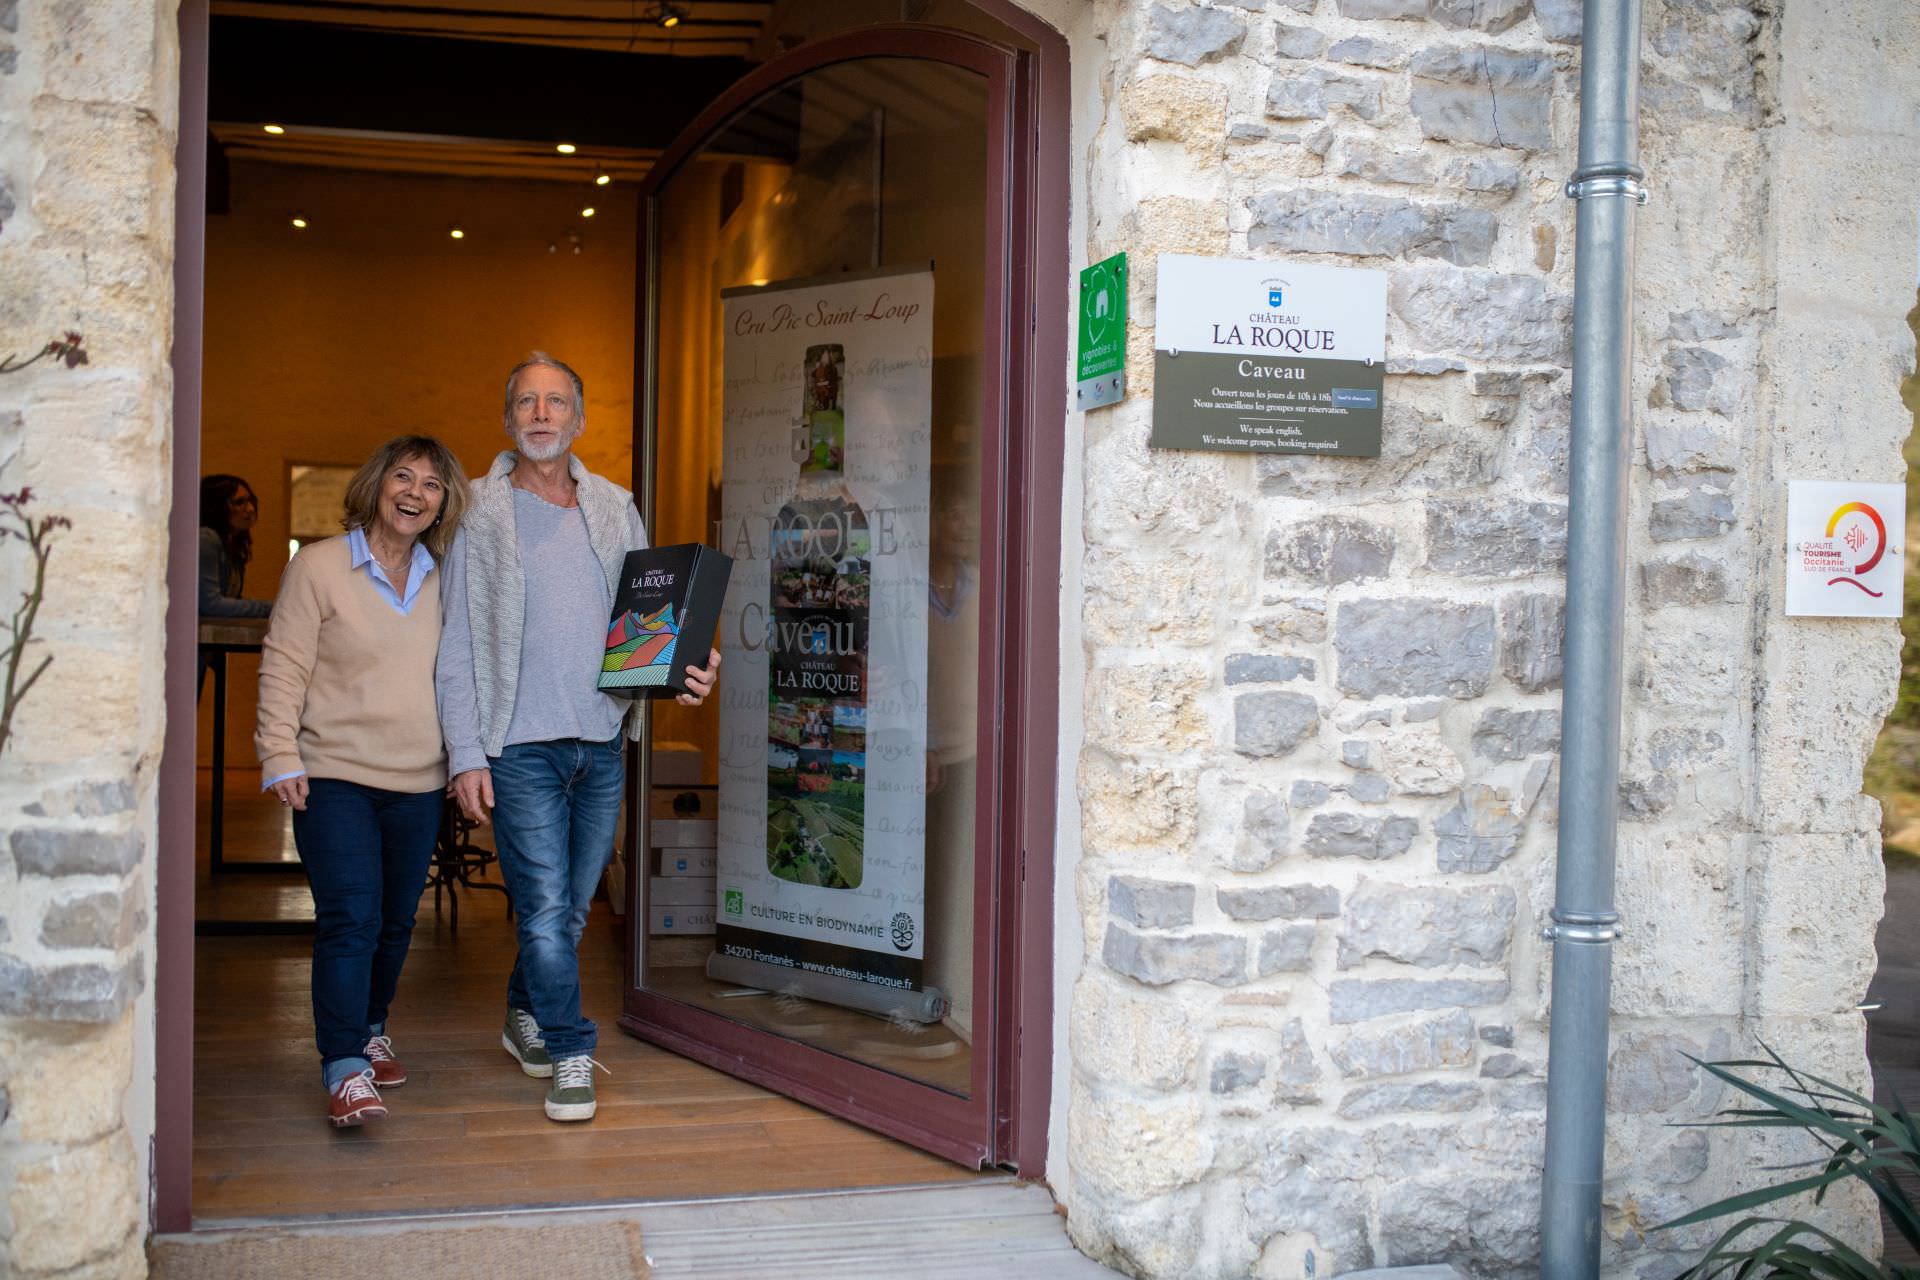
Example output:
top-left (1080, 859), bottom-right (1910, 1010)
top-left (595, 172), bottom-right (612, 186)
top-left (555, 142), bottom-right (577, 155)
top-left (263, 123), bottom-right (285, 135)
top-left (450, 225), bottom-right (466, 240)
top-left (290, 214), bottom-right (308, 229)
top-left (580, 206), bottom-right (596, 218)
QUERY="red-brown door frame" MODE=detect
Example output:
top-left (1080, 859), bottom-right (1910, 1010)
top-left (153, 1), bottom-right (1067, 1230)
top-left (620, 14), bottom-right (1067, 1176)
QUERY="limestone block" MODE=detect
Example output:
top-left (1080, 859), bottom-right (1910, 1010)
top-left (1480, 1051), bottom-right (1528, 1079)
top-left (1069, 971), bottom-right (1203, 1091)
top-left (1328, 36), bottom-right (1408, 70)
top-left (1334, 0), bottom-right (1425, 17)
top-left (1640, 553), bottom-right (1733, 608)
top-left (1265, 67), bottom-right (1328, 121)
top-left (1338, 881), bottom-right (1515, 967)
top-left (1330, 976), bottom-right (1509, 1023)
top-left (1655, 345), bottom-right (1738, 414)
top-left (1144, 1), bottom-right (1247, 66)
top-left (1409, 45), bottom-right (1555, 150)
top-left (1065, 1180), bottom-right (1209, 1280)
top-left (1085, 663), bottom-right (1213, 756)
top-left (1303, 811), bottom-right (1417, 860)
top-left (1648, 478), bottom-right (1736, 543)
top-left (1071, 1087), bottom-right (1214, 1202)
top-left (1234, 690), bottom-right (1321, 757)
top-left (10, 826), bottom-right (140, 877)
top-left (22, 779), bottom-right (136, 820)
top-left (1635, 608), bottom-right (1746, 713)
top-left (1606, 1031), bottom-right (1708, 1115)
top-left (1429, 0), bottom-right (1532, 33)
top-left (1498, 592), bottom-right (1565, 692)
top-left (1470, 707), bottom-right (1561, 760)
top-left (1391, 264), bottom-right (1571, 362)
top-left (1292, 780), bottom-right (1330, 808)
top-left (1751, 624), bottom-right (1899, 834)
top-left (0, 954), bottom-right (135, 1023)
top-left (8, 1130), bottom-right (138, 1273)
top-left (1329, 1009), bottom-right (1475, 1077)
top-left (1425, 497), bottom-right (1568, 579)
top-left (1104, 922), bottom-right (1249, 986)
top-left (1123, 72), bottom-right (1230, 155)
top-left (1251, 597), bottom-right (1329, 644)
top-left (1775, 0), bottom-right (1920, 138)
top-left (1273, 22), bottom-right (1329, 59)
top-left (1083, 547), bottom-right (1225, 648)
top-left (1745, 833), bottom-right (1884, 1016)
top-left (1, 1012), bottom-right (130, 1143)
top-left (1249, 188), bottom-right (1495, 264)
top-left (1109, 874), bottom-right (1198, 929)
top-left (1444, 155), bottom-right (1522, 195)
top-left (1084, 418), bottom-right (1240, 543)
top-left (1079, 756), bottom-right (1199, 857)
top-left (1264, 515), bottom-right (1396, 586)
top-left (1433, 784), bottom-right (1523, 873)
top-left (1225, 653), bottom-right (1314, 684)
top-left (1122, 195), bottom-right (1233, 262)
top-left (1275, 1017), bottom-right (1322, 1099)
top-left (1257, 923), bottom-right (1316, 974)
top-left (38, 0), bottom-right (170, 107)
top-left (1643, 419), bottom-right (1737, 475)
top-left (40, 886), bottom-right (139, 951)
top-left (1218, 883), bottom-right (1340, 921)
top-left (1236, 787), bottom-right (1291, 870)
top-left (1347, 773), bottom-right (1388, 803)
top-left (1335, 598), bottom-right (1495, 699)
top-left (1535, 0), bottom-right (1581, 42)
top-left (1377, 726), bottom-right (1464, 797)
top-left (1328, 137), bottom-right (1435, 186)
top-left (1244, 1127), bottom-right (1375, 1272)
top-left (1211, 1049), bottom-right (1267, 1092)
top-left (30, 101), bottom-right (168, 237)
top-left (1338, 1079), bottom-right (1482, 1119)
top-left (1341, 741), bottom-right (1370, 768)
top-left (1375, 1174), bottom-right (1540, 1274)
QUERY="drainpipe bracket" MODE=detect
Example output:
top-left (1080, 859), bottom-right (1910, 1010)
top-left (1542, 910), bottom-right (1622, 944)
top-left (1565, 168), bottom-right (1650, 205)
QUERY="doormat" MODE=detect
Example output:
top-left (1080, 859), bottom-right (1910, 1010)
top-left (150, 1219), bottom-right (648, 1279)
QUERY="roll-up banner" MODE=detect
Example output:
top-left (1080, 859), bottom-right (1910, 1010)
top-left (711, 265), bottom-right (939, 1017)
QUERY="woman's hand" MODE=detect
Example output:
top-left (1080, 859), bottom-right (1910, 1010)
top-left (269, 775), bottom-right (309, 811)
top-left (677, 648), bottom-right (722, 707)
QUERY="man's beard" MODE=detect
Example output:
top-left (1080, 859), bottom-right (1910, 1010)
top-left (513, 424), bottom-right (576, 462)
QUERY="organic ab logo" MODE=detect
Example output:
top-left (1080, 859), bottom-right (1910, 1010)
top-left (724, 889), bottom-right (743, 917)
top-left (1825, 501), bottom-right (1887, 596)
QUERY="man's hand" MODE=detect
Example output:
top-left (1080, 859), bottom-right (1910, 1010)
top-left (269, 775), bottom-right (310, 811)
top-left (677, 648), bottom-right (722, 707)
top-left (452, 767), bottom-right (495, 823)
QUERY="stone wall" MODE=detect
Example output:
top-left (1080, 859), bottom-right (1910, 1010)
top-left (0, 1), bottom-right (178, 1276)
top-left (1061, 0), bottom-right (1919, 1276)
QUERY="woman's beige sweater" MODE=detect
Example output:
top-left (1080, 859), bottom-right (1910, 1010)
top-left (254, 536), bottom-right (447, 793)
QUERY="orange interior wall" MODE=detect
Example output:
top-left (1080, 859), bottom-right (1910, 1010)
top-left (196, 160), bottom-right (639, 767)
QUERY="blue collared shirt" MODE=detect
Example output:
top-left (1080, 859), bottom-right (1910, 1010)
top-left (347, 526), bottom-right (436, 615)
top-left (262, 529), bottom-right (437, 790)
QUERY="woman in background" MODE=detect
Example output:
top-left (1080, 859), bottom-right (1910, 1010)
top-left (199, 474), bottom-right (272, 619)
top-left (255, 436), bottom-right (468, 1127)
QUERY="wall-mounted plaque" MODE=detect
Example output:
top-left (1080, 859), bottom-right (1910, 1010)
top-left (1150, 254), bottom-right (1387, 457)
top-left (1785, 480), bottom-right (1906, 617)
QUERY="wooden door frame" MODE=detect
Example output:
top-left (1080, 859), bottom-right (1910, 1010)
top-left (153, 0), bottom-right (1067, 1231)
top-left (620, 11), bottom-right (1067, 1177)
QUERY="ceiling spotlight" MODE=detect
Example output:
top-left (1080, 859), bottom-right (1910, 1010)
top-left (651, 1), bottom-right (688, 28)
top-left (449, 224), bottom-right (466, 240)
top-left (290, 214), bottom-right (308, 229)
top-left (555, 142), bottom-right (577, 155)
top-left (595, 172), bottom-right (612, 186)
top-left (263, 123), bottom-right (285, 135)
top-left (580, 206), bottom-right (596, 218)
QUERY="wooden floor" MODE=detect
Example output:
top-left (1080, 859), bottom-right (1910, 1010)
top-left (193, 770), bottom-right (980, 1223)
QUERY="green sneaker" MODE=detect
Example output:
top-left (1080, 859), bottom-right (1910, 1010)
top-left (502, 1007), bottom-right (552, 1079)
top-left (545, 1054), bottom-right (606, 1122)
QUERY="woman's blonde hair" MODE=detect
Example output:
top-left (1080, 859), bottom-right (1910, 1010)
top-left (340, 435), bottom-right (469, 560)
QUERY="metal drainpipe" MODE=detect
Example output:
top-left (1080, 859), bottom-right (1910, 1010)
top-left (1540, 0), bottom-right (1648, 1275)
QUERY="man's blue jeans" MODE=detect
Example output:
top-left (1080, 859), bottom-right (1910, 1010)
top-left (292, 778), bottom-right (442, 1088)
top-left (489, 734), bottom-right (625, 1061)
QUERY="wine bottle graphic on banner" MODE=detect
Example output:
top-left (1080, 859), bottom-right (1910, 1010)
top-left (766, 343), bottom-right (871, 890)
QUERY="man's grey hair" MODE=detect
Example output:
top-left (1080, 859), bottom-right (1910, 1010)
top-left (502, 351), bottom-right (586, 426)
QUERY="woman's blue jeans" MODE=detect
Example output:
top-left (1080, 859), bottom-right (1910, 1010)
top-left (488, 734), bottom-right (625, 1061)
top-left (292, 778), bottom-right (441, 1087)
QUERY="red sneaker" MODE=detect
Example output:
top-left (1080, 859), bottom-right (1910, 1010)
top-left (328, 1070), bottom-right (387, 1127)
top-left (365, 1034), bottom-right (407, 1088)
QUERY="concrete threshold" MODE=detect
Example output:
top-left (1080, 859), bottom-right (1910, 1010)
top-left (154, 1180), bottom-right (1128, 1278)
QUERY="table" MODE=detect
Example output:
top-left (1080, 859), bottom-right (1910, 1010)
top-left (198, 617), bottom-right (293, 876)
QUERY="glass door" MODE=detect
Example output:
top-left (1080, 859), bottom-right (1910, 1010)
top-left (621, 27), bottom-right (1018, 1168)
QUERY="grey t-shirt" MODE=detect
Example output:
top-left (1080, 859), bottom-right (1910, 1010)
top-left (438, 487), bottom-right (643, 775)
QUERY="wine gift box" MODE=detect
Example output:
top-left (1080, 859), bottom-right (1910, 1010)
top-left (599, 543), bottom-right (733, 699)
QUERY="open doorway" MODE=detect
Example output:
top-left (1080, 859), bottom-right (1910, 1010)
top-left (166, 0), bottom-right (1064, 1231)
